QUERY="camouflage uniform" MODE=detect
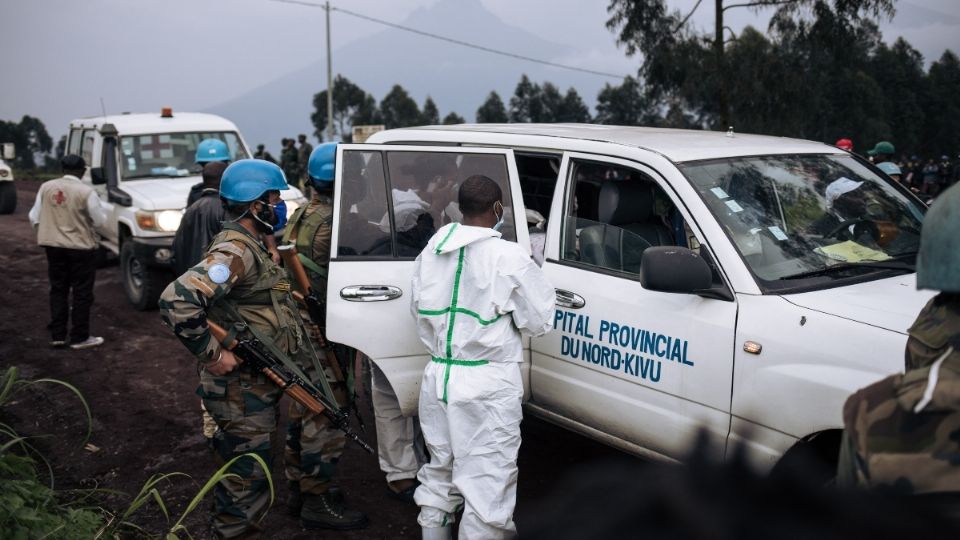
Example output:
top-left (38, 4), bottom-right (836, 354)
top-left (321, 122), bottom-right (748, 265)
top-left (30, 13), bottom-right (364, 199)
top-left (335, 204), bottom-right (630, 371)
top-left (838, 294), bottom-right (960, 522)
top-left (281, 146), bottom-right (301, 190)
top-left (297, 140), bottom-right (314, 186)
top-left (281, 193), bottom-right (350, 489)
top-left (158, 222), bottom-right (336, 539)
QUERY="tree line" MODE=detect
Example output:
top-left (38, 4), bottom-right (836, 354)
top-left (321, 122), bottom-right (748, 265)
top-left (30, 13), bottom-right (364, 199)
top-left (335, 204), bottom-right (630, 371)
top-left (6, 0), bottom-right (956, 168)
top-left (0, 116), bottom-right (54, 170)
top-left (313, 0), bottom-right (958, 159)
top-left (605, 0), bottom-right (959, 159)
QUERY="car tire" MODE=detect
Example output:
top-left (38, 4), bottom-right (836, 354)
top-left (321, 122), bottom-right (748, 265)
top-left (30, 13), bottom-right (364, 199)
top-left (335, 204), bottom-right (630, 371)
top-left (0, 182), bottom-right (17, 214)
top-left (120, 241), bottom-right (169, 311)
top-left (769, 430), bottom-right (841, 486)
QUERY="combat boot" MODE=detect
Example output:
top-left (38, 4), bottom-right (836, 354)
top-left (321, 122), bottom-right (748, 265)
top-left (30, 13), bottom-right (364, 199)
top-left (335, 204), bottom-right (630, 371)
top-left (301, 488), bottom-right (369, 530)
top-left (287, 481), bottom-right (303, 517)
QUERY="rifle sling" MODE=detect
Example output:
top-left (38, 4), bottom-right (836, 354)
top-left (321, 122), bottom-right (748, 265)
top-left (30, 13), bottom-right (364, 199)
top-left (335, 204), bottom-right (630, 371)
top-left (216, 300), bottom-right (339, 410)
top-left (223, 322), bottom-right (244, 349)
top-left (298, 252), bottom-right (328, 278)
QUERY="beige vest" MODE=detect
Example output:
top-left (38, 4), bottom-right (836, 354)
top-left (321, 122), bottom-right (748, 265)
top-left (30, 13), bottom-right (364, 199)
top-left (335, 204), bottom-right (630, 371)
top-left (36, 176), bottom-right (99, 250)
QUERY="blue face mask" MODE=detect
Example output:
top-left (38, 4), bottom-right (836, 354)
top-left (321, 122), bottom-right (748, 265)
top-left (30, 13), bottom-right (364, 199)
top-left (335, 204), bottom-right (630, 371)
top-left (492, 201), bottom-right (504, 232)
top-left (272, 200), bottom-right (288, 232)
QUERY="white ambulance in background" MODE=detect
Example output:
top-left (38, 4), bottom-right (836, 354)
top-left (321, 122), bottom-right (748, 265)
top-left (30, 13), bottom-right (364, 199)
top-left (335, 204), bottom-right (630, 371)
top-left (66, 109), bottom-right (306, 310)
top-left (324, 124), bottom-right (931, 476)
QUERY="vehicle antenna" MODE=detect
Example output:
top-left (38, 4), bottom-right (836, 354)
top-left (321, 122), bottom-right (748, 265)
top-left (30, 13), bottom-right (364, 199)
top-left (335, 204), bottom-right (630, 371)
top-left (100, 97), bottom-right (107, 118)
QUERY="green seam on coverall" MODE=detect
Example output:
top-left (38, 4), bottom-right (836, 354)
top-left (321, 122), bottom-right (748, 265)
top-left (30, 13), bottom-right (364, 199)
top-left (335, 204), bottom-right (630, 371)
top-left (418, 245), bottom-right (494, 403)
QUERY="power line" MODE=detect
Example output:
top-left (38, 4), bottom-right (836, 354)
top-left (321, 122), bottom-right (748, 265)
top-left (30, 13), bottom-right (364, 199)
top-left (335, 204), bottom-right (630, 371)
top-left (269, 0), bottom-right (627, 80)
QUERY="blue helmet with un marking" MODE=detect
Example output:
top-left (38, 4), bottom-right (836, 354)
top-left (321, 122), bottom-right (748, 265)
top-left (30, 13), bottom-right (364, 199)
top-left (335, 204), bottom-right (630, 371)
top-left (308, 142), bottom-right (337, 189)
top-left (220, 159), bottom-right (288, 204)
top-left (196, 139), bottom-right (230, 163)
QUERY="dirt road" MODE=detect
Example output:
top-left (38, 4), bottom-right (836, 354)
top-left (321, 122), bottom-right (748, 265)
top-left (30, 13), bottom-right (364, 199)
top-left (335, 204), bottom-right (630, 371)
top-left (0, 178), bottom-right (633, 538)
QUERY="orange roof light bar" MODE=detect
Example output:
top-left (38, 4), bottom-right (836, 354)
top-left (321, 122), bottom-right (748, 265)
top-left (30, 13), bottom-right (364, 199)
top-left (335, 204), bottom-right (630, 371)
top-left (161, 107), bottom-right (173, 118)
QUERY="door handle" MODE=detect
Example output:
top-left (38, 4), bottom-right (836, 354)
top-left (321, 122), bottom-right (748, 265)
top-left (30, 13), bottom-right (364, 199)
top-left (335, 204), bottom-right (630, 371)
top-left (340, 285), bottom-right (403, 302)
top-left (555, 289), bottom-right (585, 309)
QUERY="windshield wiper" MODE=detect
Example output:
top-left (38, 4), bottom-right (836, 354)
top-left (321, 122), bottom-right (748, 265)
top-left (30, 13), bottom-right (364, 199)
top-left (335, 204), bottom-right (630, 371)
top-left (778, 260), bottom-right (915, 281)
top-left (888, 250), bottom-right (918, 262)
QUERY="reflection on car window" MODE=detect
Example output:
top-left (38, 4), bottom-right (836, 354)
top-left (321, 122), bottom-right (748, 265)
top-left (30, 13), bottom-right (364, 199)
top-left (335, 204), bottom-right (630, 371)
top-left (119, 132), bottom-right (248, 180)
top-left (337, 150), bottom-right (517, 259)
top-left (338, 151), bottom-right (393, 256)
top-left (561, 160), bottom-right (692, 276)
top-left (679, 154), bottom-right (924, 287)
top-left (80, 130), bottom-right (96, 167)
top-left (385, 151), bottom-right (516, 257)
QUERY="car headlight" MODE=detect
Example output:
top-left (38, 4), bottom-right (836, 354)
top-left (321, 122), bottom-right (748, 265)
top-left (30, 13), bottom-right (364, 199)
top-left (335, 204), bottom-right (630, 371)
top-left (136, 210), bottom-right (183, 232)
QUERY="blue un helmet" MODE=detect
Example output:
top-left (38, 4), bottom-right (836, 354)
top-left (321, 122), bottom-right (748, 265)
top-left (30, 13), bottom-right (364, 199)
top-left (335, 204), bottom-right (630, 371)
top-left (220, 159), bottom-right (289, 204)
top-left (307, 142), bottom-right (337, 190)
top-left (196, 139), bottom-right (231, 163)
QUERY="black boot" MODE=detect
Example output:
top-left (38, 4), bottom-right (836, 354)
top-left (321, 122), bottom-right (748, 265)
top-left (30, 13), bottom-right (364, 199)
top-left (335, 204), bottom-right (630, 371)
top-left (301, 487), bottom-right (369, 530)
top-left (287, 481), bottom-right (303, 517)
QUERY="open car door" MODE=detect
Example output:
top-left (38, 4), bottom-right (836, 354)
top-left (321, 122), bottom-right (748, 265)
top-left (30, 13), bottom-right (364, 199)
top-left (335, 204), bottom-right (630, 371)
top-left (327, 144), bottom-right (528, 416)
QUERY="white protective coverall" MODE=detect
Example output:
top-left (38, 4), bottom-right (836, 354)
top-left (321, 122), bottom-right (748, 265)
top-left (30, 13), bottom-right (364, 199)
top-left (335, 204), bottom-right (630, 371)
top-left (411, 222), bottom-right (556, 539)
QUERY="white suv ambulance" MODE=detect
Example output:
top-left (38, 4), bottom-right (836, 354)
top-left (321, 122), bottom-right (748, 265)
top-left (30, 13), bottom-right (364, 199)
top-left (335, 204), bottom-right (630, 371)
top-left (324, 124), bottom-right (931, 474)
top-left (67, 110), bottom-right (305, 310)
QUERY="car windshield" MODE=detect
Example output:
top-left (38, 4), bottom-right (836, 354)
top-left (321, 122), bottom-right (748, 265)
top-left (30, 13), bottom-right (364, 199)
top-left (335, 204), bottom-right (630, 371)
top-left (119, 132), bottom-right (248, 180)
top-left (679, 154), bottom-right (925, 291)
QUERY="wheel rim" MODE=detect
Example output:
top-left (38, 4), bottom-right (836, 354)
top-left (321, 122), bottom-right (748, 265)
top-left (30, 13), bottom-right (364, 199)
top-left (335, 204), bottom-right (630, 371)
top-left (126, 254), bottom-right (144, 297)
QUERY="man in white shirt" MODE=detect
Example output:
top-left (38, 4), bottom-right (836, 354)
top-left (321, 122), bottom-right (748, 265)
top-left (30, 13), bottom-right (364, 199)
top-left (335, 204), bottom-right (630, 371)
top-left (29, 154), bottom-right (107, 349)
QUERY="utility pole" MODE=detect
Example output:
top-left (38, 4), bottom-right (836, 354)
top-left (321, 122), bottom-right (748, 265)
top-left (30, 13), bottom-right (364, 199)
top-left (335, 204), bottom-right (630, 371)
top-left (326, 1), bottom-right (334, 141)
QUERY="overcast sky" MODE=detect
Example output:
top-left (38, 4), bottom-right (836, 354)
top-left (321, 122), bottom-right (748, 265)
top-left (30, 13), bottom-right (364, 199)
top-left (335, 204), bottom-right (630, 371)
top-left (1, 0), bottom-right (958, 141)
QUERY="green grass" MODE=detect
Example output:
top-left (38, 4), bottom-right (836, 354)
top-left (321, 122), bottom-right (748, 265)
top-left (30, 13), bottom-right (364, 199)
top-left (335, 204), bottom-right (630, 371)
top-left (0, 367), bottom-right (275, 539)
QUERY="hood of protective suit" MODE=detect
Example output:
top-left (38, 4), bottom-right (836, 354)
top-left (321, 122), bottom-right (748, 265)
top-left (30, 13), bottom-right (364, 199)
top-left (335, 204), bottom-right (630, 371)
top-left (431, 222), bottom-right (501, 254)
top-left (411, 222), bottom-right (556, 365)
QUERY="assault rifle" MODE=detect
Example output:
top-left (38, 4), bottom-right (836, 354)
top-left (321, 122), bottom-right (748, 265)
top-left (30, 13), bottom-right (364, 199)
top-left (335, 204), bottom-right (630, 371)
top-left (277, 244), bottom-right (365, 432)
top-left (278, 244), bottom-right (347, 385)
top-left (207, 319), bottom-right (374, 454)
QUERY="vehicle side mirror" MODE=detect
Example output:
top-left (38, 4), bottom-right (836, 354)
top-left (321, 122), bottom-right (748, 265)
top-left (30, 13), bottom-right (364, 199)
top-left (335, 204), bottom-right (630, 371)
top-left (640, 247), bottom-right (712, 294)
top-left (90, 167), bottom-right (107, 185)
top-left (108, 186), bottom-right (132, 207)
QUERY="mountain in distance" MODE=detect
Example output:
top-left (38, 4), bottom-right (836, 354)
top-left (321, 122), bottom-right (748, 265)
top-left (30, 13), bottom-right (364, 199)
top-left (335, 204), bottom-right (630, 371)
top-left (207, 0), bottom-right (617, 151)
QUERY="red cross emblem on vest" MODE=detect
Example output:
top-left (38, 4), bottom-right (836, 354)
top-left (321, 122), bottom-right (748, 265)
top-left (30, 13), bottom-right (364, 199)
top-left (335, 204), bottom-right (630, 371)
top-left (53, 190), bottom-right (66, 205)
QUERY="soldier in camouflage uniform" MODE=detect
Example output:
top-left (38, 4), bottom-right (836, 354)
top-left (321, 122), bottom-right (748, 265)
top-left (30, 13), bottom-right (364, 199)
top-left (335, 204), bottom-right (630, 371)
top-left (838, 182), bottom-right (960, 524)
top-left (280, 138), bottom-right (301, 191)
top-left (158, 159), bottom-right (365, 539)
top-left (280, 142), bottom-right (368, 528)
top-left (297, 134), bottom-right (314, 188)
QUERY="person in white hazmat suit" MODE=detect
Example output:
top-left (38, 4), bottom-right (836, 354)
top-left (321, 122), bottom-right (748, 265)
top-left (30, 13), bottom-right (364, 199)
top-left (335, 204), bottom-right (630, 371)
top-left (410, 175), bottom-right (556, 540)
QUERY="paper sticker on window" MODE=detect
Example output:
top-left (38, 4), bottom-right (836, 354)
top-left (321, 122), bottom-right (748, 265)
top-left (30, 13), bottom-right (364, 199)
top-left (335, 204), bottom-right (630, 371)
top-left (768, 226), bottom-right (788, 241)
top-left (710, 187), bottom-right (729, 199)
top-left (725, 200), bottom-right (743, 213)
top-left (127, 158), bottom-right (137, 171)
